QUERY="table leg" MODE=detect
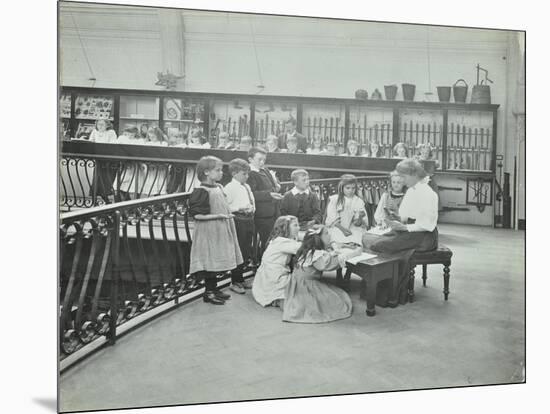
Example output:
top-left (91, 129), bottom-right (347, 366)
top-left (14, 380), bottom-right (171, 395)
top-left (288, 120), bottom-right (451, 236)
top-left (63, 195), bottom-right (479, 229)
top-left (359, 278), bottom-right (366, 300)
top-left (365, 274), bottom-right (377, 317)
top-left (387, 262), bottom-right (399, 308)
top-left (443, 263), bottom-right (451, 300)
top-left (408, 266), bottom-right (416, 303)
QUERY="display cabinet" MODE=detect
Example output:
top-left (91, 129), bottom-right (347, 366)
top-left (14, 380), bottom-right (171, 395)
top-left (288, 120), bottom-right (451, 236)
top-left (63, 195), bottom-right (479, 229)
top-left (60, 93), bottom-right (72, 140)
top-left (254, 100), bottom-right (298, 146)
top-left (301, 102), bottom-right (346, 152)
top-left (73, 93), bottom-right (115, 139)
top-left (118, 95), bottom-right (160, 136)
top-left (210, 99), bottom-right (251, 146)
top-left (162, 96), bottom-right (206, 140)
top-left (59, 86), bottom-right (499, 174)
top-left (348, 105), bottom-right (393, 157)
top-left (398, 107), bottom-right (444, 169)
top-left (446, 109), bottom-right (494, 172)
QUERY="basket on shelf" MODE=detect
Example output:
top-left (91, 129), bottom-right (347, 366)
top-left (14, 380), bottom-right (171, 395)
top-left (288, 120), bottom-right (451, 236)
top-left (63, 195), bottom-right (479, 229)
top-left (453, 79), bottom-right (468, 103)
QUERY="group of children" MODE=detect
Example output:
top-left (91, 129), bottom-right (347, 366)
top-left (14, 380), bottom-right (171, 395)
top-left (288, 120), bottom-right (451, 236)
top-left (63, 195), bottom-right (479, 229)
top-left (85, 118), bottom-right (438, 166)
top-left (188, 148), bottom-right (409, 322)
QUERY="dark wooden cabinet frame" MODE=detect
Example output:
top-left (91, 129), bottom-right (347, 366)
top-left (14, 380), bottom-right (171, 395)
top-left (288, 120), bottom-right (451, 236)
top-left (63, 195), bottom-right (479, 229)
top-left (60, 86), bottom-right (499, 176)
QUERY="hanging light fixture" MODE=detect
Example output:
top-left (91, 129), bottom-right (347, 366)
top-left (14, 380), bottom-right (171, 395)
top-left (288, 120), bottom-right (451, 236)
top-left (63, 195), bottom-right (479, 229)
top-left (249, 17), bottom-right (265, 94)
top-left (424, 26), bottom-right (434, 102)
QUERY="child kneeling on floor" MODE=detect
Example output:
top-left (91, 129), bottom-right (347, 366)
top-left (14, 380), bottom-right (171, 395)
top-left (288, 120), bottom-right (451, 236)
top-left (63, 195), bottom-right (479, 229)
top-left (189, 156), bottom-right (244, 305)
top-left (282, 225), bottom-right (361, 323)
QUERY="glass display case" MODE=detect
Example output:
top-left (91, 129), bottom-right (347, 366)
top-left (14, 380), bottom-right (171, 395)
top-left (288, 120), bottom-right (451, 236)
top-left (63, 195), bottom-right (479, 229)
top-left (348, 105), bottom-right (393, 157)
top-left (302, 103), bottom-right (346, 153)
top-left (59, 86), bottom-right (499, 175)
top-left (446, 110), bottom-right (493, 172)
top-left (162, 97), bottom-right (206, 140)
top-left (74, 94), bottom-right (115, 139)
top-left (398, 108), bottom-right (444, 168)
top-left (119, 95), bottom-right (160, 135)
top-left (60, 94), bottom-right (72, 118)
top-left (254, 101), bottom-right (298, 146)
top-left (210, 99), bottom-right (251, 144)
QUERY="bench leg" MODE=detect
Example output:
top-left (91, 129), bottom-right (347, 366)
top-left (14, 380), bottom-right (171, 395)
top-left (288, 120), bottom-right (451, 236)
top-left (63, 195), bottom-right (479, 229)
top-left (422, 264), bottom-right (427, 287)
top-left (408, 266), bottom-right (415, 303)
top-left (443, 264), bottom-right (451, 300)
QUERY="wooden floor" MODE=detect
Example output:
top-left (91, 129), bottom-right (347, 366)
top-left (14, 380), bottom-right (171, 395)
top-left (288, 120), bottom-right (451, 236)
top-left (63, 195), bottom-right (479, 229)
top-left (59, 224), bottom-right (525, 413)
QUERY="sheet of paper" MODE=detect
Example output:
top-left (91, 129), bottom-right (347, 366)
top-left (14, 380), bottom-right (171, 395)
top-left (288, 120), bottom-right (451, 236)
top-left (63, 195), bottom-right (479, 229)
top-left (346, 252), bottom-right (378, 265)
top-left (367, 226), bottom-right (392, 235)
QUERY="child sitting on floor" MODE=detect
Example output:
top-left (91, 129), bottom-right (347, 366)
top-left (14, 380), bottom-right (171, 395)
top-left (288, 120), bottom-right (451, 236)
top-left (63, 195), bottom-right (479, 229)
top-left (252, 215), bottom-right (301, 308)
top-left (282, 225), bottom-right (361, 323)
top-left (280, 169), bottom-right (322, 230)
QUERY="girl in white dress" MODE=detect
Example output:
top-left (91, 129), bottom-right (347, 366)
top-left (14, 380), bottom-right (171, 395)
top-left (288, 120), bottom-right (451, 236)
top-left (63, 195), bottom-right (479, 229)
top-left (89, 119), bottom-right (117, 143)
top-left (325, 174), bottom-right (369, 246)
top-left (252, 216), bottom-right (301, 307)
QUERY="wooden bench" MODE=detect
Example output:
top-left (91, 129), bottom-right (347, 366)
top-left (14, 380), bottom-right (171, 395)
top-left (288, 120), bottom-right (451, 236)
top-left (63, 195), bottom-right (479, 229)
top-left (408, 245), bottom-right (453, 302)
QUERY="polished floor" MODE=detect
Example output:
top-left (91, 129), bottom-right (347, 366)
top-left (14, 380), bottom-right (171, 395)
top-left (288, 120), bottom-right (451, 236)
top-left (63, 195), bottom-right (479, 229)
top-left (59, 224), bottom-right (525, 413)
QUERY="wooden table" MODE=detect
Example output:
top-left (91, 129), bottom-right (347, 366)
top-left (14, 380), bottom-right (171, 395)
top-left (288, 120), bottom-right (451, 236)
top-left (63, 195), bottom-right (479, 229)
top-left (345, 251), bottom-right (402, 316)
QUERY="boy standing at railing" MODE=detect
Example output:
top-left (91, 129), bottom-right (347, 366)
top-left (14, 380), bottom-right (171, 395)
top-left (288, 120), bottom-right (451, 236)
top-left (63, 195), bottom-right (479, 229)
top-left (224, 159), bottom-right (256, 294)
top-left (280, 169), bottom-right (322, 230)
top-left (247, 147), bottom-right (283, 259)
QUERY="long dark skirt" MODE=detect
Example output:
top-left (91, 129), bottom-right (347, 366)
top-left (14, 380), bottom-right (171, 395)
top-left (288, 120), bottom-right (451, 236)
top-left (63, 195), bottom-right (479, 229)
top-left (362, 228), bottom-right (438, 306)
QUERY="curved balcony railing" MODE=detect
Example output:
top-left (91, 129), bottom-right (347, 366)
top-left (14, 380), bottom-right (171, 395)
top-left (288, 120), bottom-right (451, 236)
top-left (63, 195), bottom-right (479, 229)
top-left (60, 141), bottom-right (427, 211)
top-left (59, 170), bottom-right (393, 371)
top-left (59, 192), bottom-right (202, 371)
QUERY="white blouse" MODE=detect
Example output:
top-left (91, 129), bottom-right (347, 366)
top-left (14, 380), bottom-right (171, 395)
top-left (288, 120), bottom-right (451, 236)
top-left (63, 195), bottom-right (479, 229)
top-left (399, 177), bottom-right (439, 232)
top-left (89, 129), bottom-right (117, 143)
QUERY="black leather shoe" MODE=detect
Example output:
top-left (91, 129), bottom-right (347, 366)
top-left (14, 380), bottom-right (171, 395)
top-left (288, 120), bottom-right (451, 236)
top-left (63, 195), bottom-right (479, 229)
top-left (214, 290), bottom-right (231, 300)
top-left (203, 291), bottom-right (225, 305)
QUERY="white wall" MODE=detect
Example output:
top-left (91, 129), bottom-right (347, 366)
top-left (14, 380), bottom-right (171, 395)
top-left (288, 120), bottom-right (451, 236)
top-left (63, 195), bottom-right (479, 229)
top-left (59, 3), bottom-right (524, 226)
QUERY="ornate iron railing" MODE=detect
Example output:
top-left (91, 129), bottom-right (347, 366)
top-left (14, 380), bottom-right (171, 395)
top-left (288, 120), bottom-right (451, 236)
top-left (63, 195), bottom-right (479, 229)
top-left (59, 175), bottom-right (393, 369)
top-left (59, 156), bottom-right (197, 210)
top-left (59, 192), bottom-right (221, 370)
top-left (60, 141), bottom-right (419, 211)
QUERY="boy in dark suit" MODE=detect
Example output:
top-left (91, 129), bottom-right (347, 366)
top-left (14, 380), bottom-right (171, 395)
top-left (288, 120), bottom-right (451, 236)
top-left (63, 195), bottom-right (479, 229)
top-left (247, 147), bottom-right (283, 259)
top-left (280, 169), bottom-right (322, 230)
top-left (278, 117), bottom-right (308, 153)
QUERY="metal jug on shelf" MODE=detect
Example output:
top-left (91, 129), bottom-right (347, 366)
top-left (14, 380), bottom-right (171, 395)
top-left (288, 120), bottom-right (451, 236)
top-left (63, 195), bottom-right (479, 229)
top-left (471, 64), bottom-right (492, 104)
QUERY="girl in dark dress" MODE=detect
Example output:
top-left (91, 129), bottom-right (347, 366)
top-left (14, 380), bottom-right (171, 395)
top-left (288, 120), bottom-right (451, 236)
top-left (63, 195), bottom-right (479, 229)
top-left (189, 156), bottom-right (243, 305)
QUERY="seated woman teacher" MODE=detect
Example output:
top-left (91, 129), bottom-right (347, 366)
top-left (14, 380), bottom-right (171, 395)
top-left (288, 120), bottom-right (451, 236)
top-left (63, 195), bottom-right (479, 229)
top-left (362, 158), bottom-right (438, 305)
